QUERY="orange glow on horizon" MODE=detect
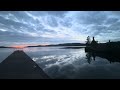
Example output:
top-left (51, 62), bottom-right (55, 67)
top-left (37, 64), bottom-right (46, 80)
top-left (11, 44), bottom-right (50, 49)
top-left (12, 46), bottom-right (26, 49)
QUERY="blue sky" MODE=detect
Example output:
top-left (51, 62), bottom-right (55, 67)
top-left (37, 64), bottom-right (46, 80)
top-left (0, 11), bottom-right (120, 46)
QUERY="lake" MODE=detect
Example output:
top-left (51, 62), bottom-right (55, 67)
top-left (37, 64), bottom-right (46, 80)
top-left (0, 46), bottom-right (120, 79)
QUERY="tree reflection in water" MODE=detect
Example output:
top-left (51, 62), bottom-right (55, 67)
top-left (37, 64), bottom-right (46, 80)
top-left (85, 51), bottom-right (120, 64)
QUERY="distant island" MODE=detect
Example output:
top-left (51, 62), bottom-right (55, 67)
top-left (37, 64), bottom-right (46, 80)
top-left (27, 43), bottom-right (86, 47)
top-left (0, 46), bottom-right (13, 48)
top-left (0, 43), bottom-right (86, 48)
top-left (1, 39), bottom-right (120, 50)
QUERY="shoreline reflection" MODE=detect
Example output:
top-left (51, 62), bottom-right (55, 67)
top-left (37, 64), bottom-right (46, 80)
top-left (86, 52), bottom-right (120, 64)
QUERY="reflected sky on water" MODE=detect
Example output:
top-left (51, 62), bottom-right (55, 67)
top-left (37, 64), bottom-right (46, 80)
top-left (0, 47), bottom-right (120, 79)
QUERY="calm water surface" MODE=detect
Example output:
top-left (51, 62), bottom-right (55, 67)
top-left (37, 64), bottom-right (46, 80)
top-left (0, 46), bottom-right (120, 79)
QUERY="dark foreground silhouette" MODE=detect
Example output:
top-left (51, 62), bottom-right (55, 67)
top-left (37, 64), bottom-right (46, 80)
top-left (0, 50), bottom-right (50, 79)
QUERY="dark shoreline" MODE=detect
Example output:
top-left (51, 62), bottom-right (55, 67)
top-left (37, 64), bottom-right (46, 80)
top-left (60, 46), bottom-right (86, 49)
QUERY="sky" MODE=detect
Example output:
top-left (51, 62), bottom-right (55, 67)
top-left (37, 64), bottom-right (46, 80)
top-left (0, 11), bottom-right (120, 46)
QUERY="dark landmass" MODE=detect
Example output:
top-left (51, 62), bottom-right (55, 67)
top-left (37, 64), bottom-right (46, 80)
top-left (56, 43), bottom-right (85, 46)
top-left (85, 37), bottom-right (120, 64)
top-left (0, 46), bottom-right (13, 48)
top-left (0, 50), bottom-right (50, 79)
top-left (85, 36), bottom-right (120, 53)
top-left (61, 46), bottom-right (86, 49)
top-left (85, 41), bottom-right (120, 53)
top-left (27, 43), bottom-right (86, 47)
top-left (0, 43), bottom-right (85, 48)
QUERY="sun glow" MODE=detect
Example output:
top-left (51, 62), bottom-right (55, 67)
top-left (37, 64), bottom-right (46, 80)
top-left (11, 43), bottom-right (50, 49)
top-left (13, 46), bottom-right (26, 49)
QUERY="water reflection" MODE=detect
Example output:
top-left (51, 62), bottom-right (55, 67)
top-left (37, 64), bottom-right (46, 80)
top-left (1, 47), bottom-right (120, 79)
top-left (24, 47), bottom-right (120, 79)
top-left (86, 51), bottom-right (120, 64)
top-left (0, 48), bottom-right (15, 63)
